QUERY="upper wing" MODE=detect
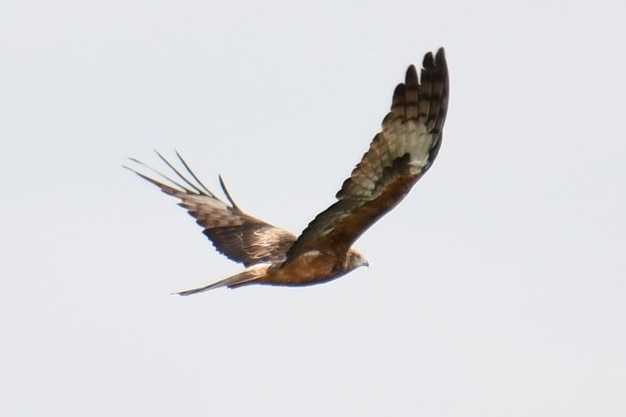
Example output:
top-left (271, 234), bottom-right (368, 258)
top-left (126, 152), bottom-right (296, 267)
top-left (286, 48), bottom-right (449, 259)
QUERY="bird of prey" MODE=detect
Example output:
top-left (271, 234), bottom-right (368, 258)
top-left (127, 48), bottom-right (449, 295)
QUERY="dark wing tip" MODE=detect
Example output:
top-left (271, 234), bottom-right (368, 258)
top-left (435, 47), bottom-right (446, 63)
top-left (430, 47), bottom-right (448, 83)
top-left (423, 46), bottom-right (446, 62)
top-left (427, 47), bottom-right (449, 132)
top-left (422, 50), bottom-right (435, 68)
top-left (422, 47), bottom-right (447, 72)
top-left (405, 64), bottom-right (418, 85)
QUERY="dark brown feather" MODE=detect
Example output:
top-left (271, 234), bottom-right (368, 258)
top-left (285, 48), bottom-right (449, 260)
top-left (125, 153), bottom-right (296, 266)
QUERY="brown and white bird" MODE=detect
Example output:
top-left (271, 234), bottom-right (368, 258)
top-left (127, 48), bottom-right (449, 295)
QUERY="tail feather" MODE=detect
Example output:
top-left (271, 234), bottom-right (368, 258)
top-left (173, 264), bottom-right (269, 296)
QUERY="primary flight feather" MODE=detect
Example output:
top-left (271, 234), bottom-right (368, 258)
top-left (127, 47), bottom-right (449, 295)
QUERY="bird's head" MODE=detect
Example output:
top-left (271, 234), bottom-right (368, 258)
top-left (347, 249), bottom-right (369, 271)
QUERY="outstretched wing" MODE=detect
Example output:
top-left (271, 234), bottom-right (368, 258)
top-left (126, 152), bottom-right (296, 267)
top-left (286, 48), bottom-right (449, 260)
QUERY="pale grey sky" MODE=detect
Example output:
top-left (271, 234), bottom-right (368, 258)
top-left (2, 1), bottom-right (625, 416)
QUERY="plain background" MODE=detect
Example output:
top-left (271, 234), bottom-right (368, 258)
top-left (2, 1), bottom-right (625, 416)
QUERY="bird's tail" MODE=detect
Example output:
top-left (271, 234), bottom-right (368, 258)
top-left (173, 264), bottom-right (270, 296)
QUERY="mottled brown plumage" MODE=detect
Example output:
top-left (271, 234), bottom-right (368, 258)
top-left (127, 48), bottom-right (449, 295)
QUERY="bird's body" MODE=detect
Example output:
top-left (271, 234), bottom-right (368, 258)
top-left (128, 48), bottom-right (449, 295)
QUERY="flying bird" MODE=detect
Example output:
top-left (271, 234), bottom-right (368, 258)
top-left (127, 48), bottom-right (449, 295)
